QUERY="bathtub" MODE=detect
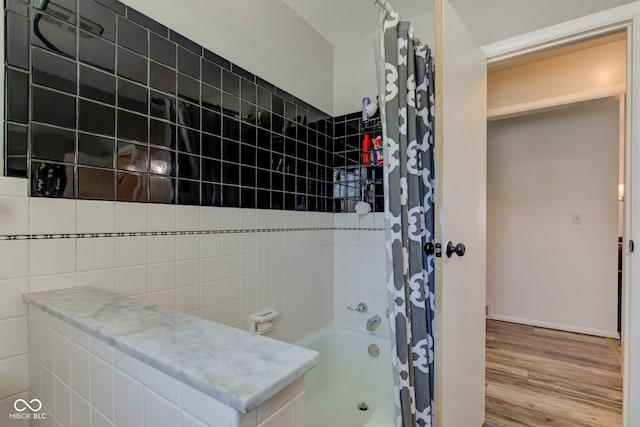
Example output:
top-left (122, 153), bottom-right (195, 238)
top-left (297, 325), bottom-right (395, 427)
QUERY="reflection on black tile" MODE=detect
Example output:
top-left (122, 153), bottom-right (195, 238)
top-left (150, 91), bottom-right (176, 122)
top-left (257, 109), bottom-right (270, 130)
top-left (178, 153), bottom-right (200, 180)
top-left (117, 171), bottom-right (147, 202)
top-left (33, 86), bottom-right (77, 129)
top-left (6, 0), bottom-right (28, 17)
top-left (80, 65), bottom-right (116, 104)
top-left (117, 140), bottom-right (147, 172)
top-left (118, 79), bottom-right (148, 114)
top-left (202, 84), bottom-right (221, 111)
top-left (257, 130), bottom-right (270, 151)
top-left (31, 124), bottom-right (75, 163)
top-left (32, 13), bottom-right (76, 59)
top-left (150, 61), bottom-right (176, 95)
top-left (178, 73), bottom-right (199, 104)
top-left (78, 167), bottom-right (115, 200)
top-left (271, 191), bottom-right (283, 210)
top-left (296, 176), bottom-right (306, 193)
top-left (284, 101), bottom-right (296, 121)
top-left (117, 110), bottom-right (148, 142)
top-left (34, 0), bottom-right (76, 23)
top-left (79, 0), bottom-right (115, 41)
top-left (149, 175), bottom-right (175, 204)
top-left (5, 123), bottom-right (28, 177)
top-left (221, 185), bottom-right (239, 207)
top-left (94, 0), bottom-right (125, 15)
top-left (31, 161), bottom-right (75, 198)
top-left (222, 93), bottom-right (240, 118)
top-left (222, 117), bottom-right (239, 140)
top-left (6, 12), bottom-right (29, 69)
top-left (284, 138), bottom-right (296, 157)
top-left (257, 87), bottom-right (271, 110)
top-left (241, 101), bottom-right (257, 124)
top-left (117, 47), bottom-right (147, 84)
top-left (283, 156), bottom-right (295, 175)
top-left (222, 139), bottom-right (239, 163)
top-left (296, 195), bottom-right (306, 211)
top-left (256, 169), bottom-right (269, 189)
top-left (240, 187), bottom-right (256, 209)
top-left (177, 102), bottom-right (200, 130)
top-left (222, 70), bottom-right (239, 97)
top-left (240, 166), bottom-right (255, 188)
top-left (117, 16), bottom-right (147, 55)
top-left (202, 182), bottom-right (221, 206)
top-left (202, 109), bottom-right (221, 135)
top-left (241, 124), bottom-right (256, 146)
top-left (150, 32), bottom-right (176, 67)
top-left (79, 98), bottom-right (114, 135)
top-left (284, 193), bottom-right (295, 210)
top-left (149, 119), bottom-right (176, 149)
top-left (149, 147), bottom-right (175, 176)
top-left (272, 115), bottom-right (284, 135)
top-left (240, 80), bottom-right (256, 104)
top-left (284, 173), bottom-right (295, 192)
top-left (202, 59), bottom-right (221, 88)
top-left (222, 162), bottom-right (239, 185)
top-left (79, 30), bottom-right (115, 72)
top-left (202, 157), bottom-right (221, 182)
top-left (127, 7), bottom-right (167, 37)
top-left (178, 47), bottom-right (200, 79)
top-left (272, 95), bottom-right (284, 116)
top-left (177, 179), bottom-right (200, 205)
top-left (272, 135), bottom-right (284, 153)
top-left (202, 134), bottom-right (221, 160)
top-left (7, 69), bottom-right (29, 124)
top-left (257, 189), bottom-right (269, 209)
top-left (178, 127), bottom-right (200, 155)
top-left (240, 143), bottom-right (256, 167)
top-left (78, 133), bottom-right (114, 168)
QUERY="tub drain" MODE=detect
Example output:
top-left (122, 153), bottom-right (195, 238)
top-left (357, 402), bottom-right (369, 411)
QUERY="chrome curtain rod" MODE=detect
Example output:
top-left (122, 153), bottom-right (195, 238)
top-left (374, 0), bottom-right (396, 16)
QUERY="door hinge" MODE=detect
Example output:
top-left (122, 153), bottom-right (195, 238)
top-left (630, 239), bottom-right (635, 253)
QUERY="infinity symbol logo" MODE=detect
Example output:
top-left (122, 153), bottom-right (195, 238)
top-left (13, 398), bottom-right (42, 412)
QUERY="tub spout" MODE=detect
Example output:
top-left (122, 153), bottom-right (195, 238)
top-left (366, 315), bottom-right (382, 331)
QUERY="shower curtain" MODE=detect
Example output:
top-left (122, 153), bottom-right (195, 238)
top-left (378, 11), bottom-right (436, 427)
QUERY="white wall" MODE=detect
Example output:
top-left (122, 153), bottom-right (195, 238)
top-left (487, 98), bottom-right (620, 337)
top-left (333, 11), bottom-right (435, 116)
top-left (0, 176), bottom-right (334, 415)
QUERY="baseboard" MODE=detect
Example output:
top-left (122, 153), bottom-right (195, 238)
top-left (489, 314), bottom-right (620, 339)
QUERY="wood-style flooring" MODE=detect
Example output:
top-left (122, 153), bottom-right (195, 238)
top-left (485, 320), bottom-right (622, 427)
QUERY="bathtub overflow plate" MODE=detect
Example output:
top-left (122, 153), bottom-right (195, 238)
top-left (368, 344), bottom-right (380, 358)
top-left (357, 402), bottom-right (369, 411)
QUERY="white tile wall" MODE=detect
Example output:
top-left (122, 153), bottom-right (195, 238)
top-left (0, 176), bottom-right (334, 406)
top-left (27, 306), bottom-right (305, 427)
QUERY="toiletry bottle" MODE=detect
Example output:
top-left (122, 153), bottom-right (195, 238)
top-left (362, 134), bottom-right (372, 166)
top-left (362, 97), bottom-right (371, 123)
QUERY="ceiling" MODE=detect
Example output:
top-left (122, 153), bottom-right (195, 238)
top-left (281, 0), bottom-right (637, 47)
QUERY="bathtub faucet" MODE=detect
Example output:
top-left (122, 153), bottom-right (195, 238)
top-left (366, 315), bottom-right (382, 331)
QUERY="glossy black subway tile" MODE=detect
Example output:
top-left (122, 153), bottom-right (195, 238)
top-left (202, 83), bottom-right (221, 112)
top-left (201, 59), bottom-right (221, 88)
top-left (222, 138), bottom-right (239, 163)
top-left (116, 140), bottom-right (147, 172)
top-left (78, 166), bottom-right (115, 200)
top-left (222, 69), bottom-right (239, 97)
top-left (32, 85), bottom-right (76, 128)
top-left (34, 0), bottom-right (77, 24)
top-left (177, 179), bottom-right (200, 205)
top-left (255, 77), bottom-right (275, 92)
top-left (5, 123), bottom-right (28, 158)
top-left (79, 98), bottom-right (115, 136)
top-left (271, 191), bottom-right (283, 210)
top-left (221, 185), bottom-right (239, 207)
top-left (201, 157), bottom-right (221, 182)
top-left (7, 68), bottom-right (29, 124)
top-left (6, 12), bottom-right (29, 69)
top-left (178, 47), bottom-right (200, 79)
top-left (126, 7), bottom-right (167, 37)
top-left (222, 115), bottom-right (239, 140)
top-left (79, 30), bottom-right (115, 72)
top-left (150, 91), bottom-right (176, 122)
top-left (177, 73), bottom-right (200, 104)
top-left (117, 15), bottom-right (147, 55)
top-left (169, 30), bottom-right (201, 55)
top-left (118, 78), bottom-right (148, 114)
top-left (79, 0), bottom-right (115, 41)
top-left (150, 61), bottom-right (176, 95)
top-left (201, 134), bottom-right (221, 160)
top-left (240, 165), bottom-right (255, 188)
top-left (203, 49), bottom-right (230, 70)
top-left (149, 146), bottom-right (176, 176)
top-left (232, 65), bottom-right (254, 83)
top-left (149, 175), bottom-right (175, 204)
top-left (149, 32), bottom-right (176, 68)
top-left (31, 161), bottom-right (75, 198)
top-left (78, 133), bottom-right (114, 168)
top-left (256, 189), bottom-right (269, 209)
top-left (117, 110), bottom-right (148, 143)
top-left (178, 153), bottom-right (200, 180)
top-left (116, 170), bottom-right (147, 202)
top-left (241, 80), bottom-right (257, 105)
top-left (202, 182), bottom-right (221, 206)
top-left (202, 109), bottom-right (221, 136)
top-left (257, 87), bottom-right (271, 111)
top-left (222, 162), bottom-right (239, 185)
top-left (240, 143), bottom-right (256, 167)
top-left (117, 47), bottom-right (147, 85)
top-left (177, 101), bottom-right (200, 130)
top-left (240, 187), bottom-right (256, 208)
top-left (79, 65), bottom-right (116, 104)
top-left (222, 93), bottom-right (240, 118)
top-left (177, 126), bottom-right (200, 155)
top-left (6, 0), bottom-right (29, 17)
top-left (93, 0), bottom-right (125, 15)
top-left (32, 12), bottom-right (76, 59)
top-left (241, 101), bottom-right (257, 124)
top-left (149, 119), bottom-right (176, 149)
top-left (31, 123), bottom-right (75, 163)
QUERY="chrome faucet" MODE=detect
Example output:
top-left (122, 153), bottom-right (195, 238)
top-left (366, 315), bottom-right (382, 331)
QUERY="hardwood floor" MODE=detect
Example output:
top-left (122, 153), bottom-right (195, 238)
top-left (485, 320), bottom-right (622, 427)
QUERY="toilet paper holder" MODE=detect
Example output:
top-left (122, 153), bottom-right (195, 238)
top-left (250, 309), bottom-right (280, 335)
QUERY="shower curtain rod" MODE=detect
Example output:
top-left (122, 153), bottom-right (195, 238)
top-left (374, 0), bottom-right (395, 16)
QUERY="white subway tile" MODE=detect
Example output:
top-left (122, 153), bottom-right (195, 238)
top-left (221, 208), bottom-right (242, 229)
top-left (176, 260), bottom-right (199, 287)
top-left (68, 327), bottom-right (88, 349)
top-left (181, 411), bottom-right (208, 427)
top-left (256, 272), bottom-right (270, 293)
top-left (29, 239), bottom-right (76, 277)
top-left (147, 204), bottom-right (176, 232)
top-left (76, 200), bottom-right (115, 234)
top-left (0, 196), bottom-right (28, 235)
top-left (147, 290), bottom-right (175, 309)
top-left (257, 377), bottom-right (304, 423)
top-left (92, 407), bottom-right (114, 427)
top-left (54, 377), bottom-right (71, 427)
top-left (115, 236), bottom-right (147, 267)
top-left (270, 211), bottom-right (284, 228)
top-left (199, 235), bottom-right (221, 258)
top-left (257, 291), bottom-right (271, 311)
top-left (0, 177), bottom-right (28, 197)
top-left (176, 285), bottom-right (199, 312)
top-left (0, 316), bottom-right (27, 359)
top-left (147, 235), bottom-right (176, 264)
top-left (241, 275), bottom-right (257, 297)
top-left (40, 364), bottom-right (55, 416)
top-left (199, 304), bottom-right (221, 323)
top-left (176, 205), bottom-right (200, 231)
top-left (114, 349), bottom-right (142, 382)
top-left (29, 273), bottom-right (76, 293)
top-left (0, 354), bottom-right (29, 399)
top-left (0, 240), bottom-right (28, 280)
top-left (114, 370), bottom-right (143, 427)
top-left (270, 232), bottom-right (284, 250)
top-left (71, 391), bottom-right (91, 427)
top-left (240, 253), bottom-right (257, 275)
top-left (53, 332), bottom-right (70, 384)
top-left (176, 235), bottom-right (200, 260)
top-left (271, 288), bottom-right (284, 308)
top-left (240, 296), bottom-right (257, 319)
top-left (0, 278), bottom-right (28, 319)
top-left (29, 198), bottom-right (76, 234)
top-left (221, 255), bottom-right (241, 279)
top-left (90, 355), bottom-right (114, 420)
top-left (142, 364), bottom-right (180, 405)
top-left (181, 384), bottom-right (232, 426)
top-left (222, 299), bottom-right (242, 324)
top-left (0, 391), bottom-right (30, 427)
top-left (77, 237), bottom-right (115, 271)
top-left (77, 268), bottom-right (115, 292)
top-left (115, 266), bottom-right (148, 296)
top-left (221, 234), bottom-right (242, 256)
top-left (148, 263), bottom-right (176, 292)
top-left (200, 257), bottom-right (221, 282)
top-left (222, 277), bottom-right (241, 302)
top-left (257, 401), bottom-right (291, 427)
top-left (29, 354), bottom-right (41, 397)
top-left (255, 254), bottom-right (271, 274)
top-left (292, 391), bottom-right (305, 427)
top-left (69, 344), bottom-right (90, 397)
top-left (256, 234), bottom-right (271, 253)
top-left (89, 336), bottom-right (113, 363)
top-left (143, 388), bottom-right (180, 427)
top-left (240, 209), bottom-right (257, 229)
top-left (200, 206), bottom-right (221, 230)
top-left (200, 281), bottom-right (222, 307)
top-left (256, 210), bottom-right (271, 228)
top-left (115, 203), bottom-right (147, 233)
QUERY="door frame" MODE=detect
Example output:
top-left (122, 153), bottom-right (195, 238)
top-left (483, 3), bottom-right (640, 426)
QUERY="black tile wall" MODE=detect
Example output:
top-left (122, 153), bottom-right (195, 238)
top-left (3, 0), bottom-right (343, 212)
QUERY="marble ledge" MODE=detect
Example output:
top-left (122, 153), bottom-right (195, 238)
top-left (23, 286), bottom-right (319, 413)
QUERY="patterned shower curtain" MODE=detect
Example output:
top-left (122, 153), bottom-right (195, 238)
top-left (378, 11), bottom-right (436, 427)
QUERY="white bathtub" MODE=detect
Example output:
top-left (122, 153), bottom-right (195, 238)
top-left (297, 325), bottom-right (395, 427)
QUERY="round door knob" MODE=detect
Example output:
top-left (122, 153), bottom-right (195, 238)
top-left (446, 241), bottom-right (466, 258)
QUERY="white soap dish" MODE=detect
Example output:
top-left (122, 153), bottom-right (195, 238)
top-left (250, 309), bottom-right (280, 335)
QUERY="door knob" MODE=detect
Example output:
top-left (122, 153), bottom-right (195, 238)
top-left (446, 241), bottom-right (466, 258)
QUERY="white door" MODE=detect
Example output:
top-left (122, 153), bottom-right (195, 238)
top-left (434, 0), bottom-right (487, 426)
